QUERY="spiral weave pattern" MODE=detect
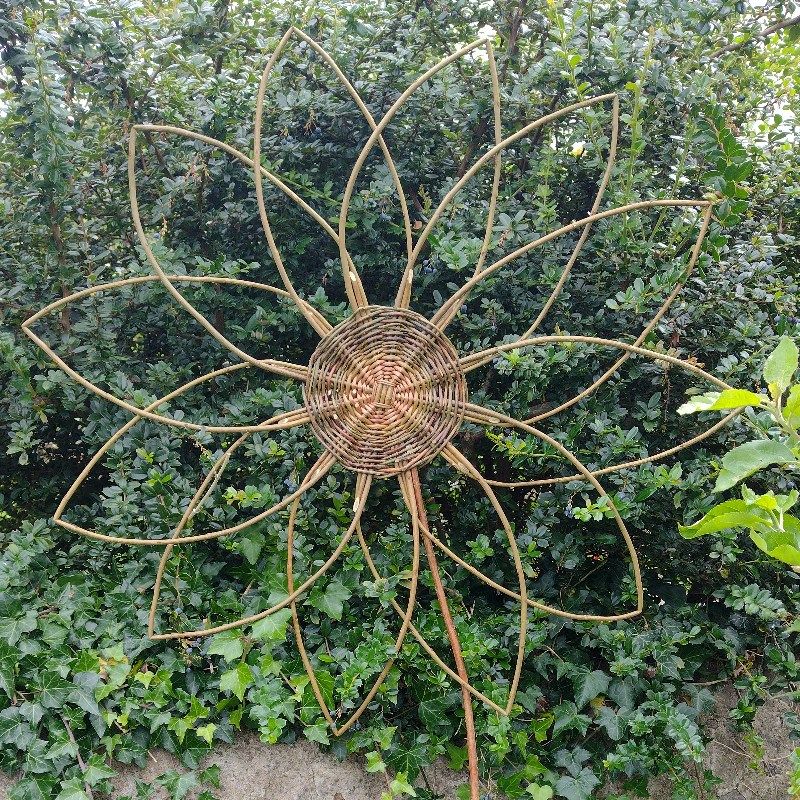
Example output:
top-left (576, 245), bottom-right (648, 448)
top-left (304, 306), bottom-right (467, 476)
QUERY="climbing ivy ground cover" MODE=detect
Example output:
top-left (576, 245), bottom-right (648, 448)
top-left (1, 1), bottom-right (799, 799)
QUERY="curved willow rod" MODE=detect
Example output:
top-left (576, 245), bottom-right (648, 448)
top-left (394, 41), bottom-right (503, 309)
top-left (355, 522), bottom-right (507, 715)
top-left (338, 37), bottom-right (491, 310)
top-left (460, 335), bottom-right (740, 485)
top-left (444, 427), bottom-right (644, 621)
top-left (149, 452), bottom-right (335, 637)
top-left (132, 120), bottom-right (369, 336)
top-left (442, 441), bottom-right (642, 617)
top-left (23, 275), bottom-right (311, 433)
top-left (57, 408), bottom-right (310, 547)
top-left (435, 445), bottom-right (528, 711)
top-left (149, 458), bottom-right (366, 641)
top-left (456, 204), bottom-right (715, 425)
top-left (127, 130), bottom-right (327, 346)
top-left (410, 468), bottom-right (479, 800)
top-left (148, 435), bottom-right (246, 636)
top-left (518, 96), bottom-right (620, 342)
top-left (145, 446), bottom-right (339, 634)
top-left (254, 28), bottom-right (411, 312)
top-left (421, 93), bottom-right (621, 333)
top-left (290, 472), bottom-right (419, 736)
top-left (59, 413), bottom-right (327, 547)
top-left (288, 29), bottom-right (413, 269)
top-left (470, 44), bottom-right (503, 283)
top-left (431, 199), bottom-right (712, 330)
top-left (521, 204), bottom-right (713, 424)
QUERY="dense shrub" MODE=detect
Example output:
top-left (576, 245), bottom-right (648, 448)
top-left (1, 1), bottom-right (799, 798)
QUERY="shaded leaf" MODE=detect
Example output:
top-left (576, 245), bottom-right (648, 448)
top-left (573, 670), bottom-right (610, 709)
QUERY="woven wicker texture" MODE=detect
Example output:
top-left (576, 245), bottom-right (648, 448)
top-left (305, 306), bottom-right (466, 476)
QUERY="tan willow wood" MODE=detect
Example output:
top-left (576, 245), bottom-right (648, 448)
top-left (24, 28), bottom-right (738, 800)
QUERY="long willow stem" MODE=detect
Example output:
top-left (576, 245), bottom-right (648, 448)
top-left (411, 470), bottom-right (479, 800)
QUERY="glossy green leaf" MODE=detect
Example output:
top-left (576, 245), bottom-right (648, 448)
top-left (208, 630), bottom-right (244, 662)
top-left (196, 723), bottom-right (217, 744)
top-left (679, 500), bottom-right (770, 538)
top-left (311, 580), bottom-right (352, 621)
top-left (554, 768), bottom-right (599, 800)
top-left (54, 778), bottom-right (90, 800)
top-left (251, 609), bottom-right (292, 642)
top-left (763, 336), bottom-right (798, 394)
top-left (0, 643), bottom-right (18, 698)
top-left (714, 440), bottom-right (797, 492)
top-left (677, 388), bottom-right (764, 415)
top-left (749, 515), bottom-right (800, 567)
top-left (303, 721), bottom-right (331, 746)
top-left (783, 385), bottom-right (800, 428)
top-left (219, 662), bottom-right (254, 702)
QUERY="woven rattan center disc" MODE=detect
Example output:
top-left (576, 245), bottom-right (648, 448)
top-left (304, 306), bottom-right (467, 477)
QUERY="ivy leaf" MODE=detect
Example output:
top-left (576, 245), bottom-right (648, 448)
top-left (714, 440), bottom-right (796, 492)
top-left (0, 642), bottom-right (18, 697)
top-left (595, 706), bottom-right (623, 741)
top-left (251, 609), bottom-right (292, 642)
top-left (239, 533), bottom-right (263, 566)
top-left (446, 743), bottom-right (468, 770)
top-left (552, 702), bottom-right (591, 737)
top-left (365, 750), bottom-right (386, 773)
top-left (208, 630), bottom-right (244, 662)
top-left (168, 715), bottom-right (192, 744)
top-left (497, 772), bottom-right (525, 796)
top-left (418, 696), bottom-right (448, 731)
top-left (69, 672), bottom-right (102, 719)
top-left (303, 721), bottom-right (330, 746)
top-left (389, 773), bottom-right (416, 797)
top-left (311, 580), bottom-right (352, 621)
top-left (0, 708), bottom-right (35, 749)
top-left (313, 669), bottom-right (335, 708)
top-left (157, 770), bottom-right (198, 800)
top-left (83, 755), bottom-right (116, 786)
top-left (38, 671), bottom-right (73, 709)
top-left (196, 723), bottom-right (217, 744)
top-left (527, 784), bottom-right (554, 800)
top-left (573, 670), bottom-right (610, 709)
top-left (386, 735), bottom-right (427, 780)
top-left (54, 778), bottom-right (90, 800)
top-left (532, 713), bottom-right (554, 743)
top-left (8, 776), bottom-right (58, 800)
top-left (554, 768), bottom-right (599, 800)
top-left (149, 711), bottom-right (171, 733)
top-left (763, 336), bottom-right (798, 394)
top-left (0, 610), bottom-right (37, 646)
top-left (219, 662), bottom-right (254, 702)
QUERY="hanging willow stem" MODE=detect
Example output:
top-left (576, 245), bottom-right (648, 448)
top-left (412, 470), bottom-right (480, 800)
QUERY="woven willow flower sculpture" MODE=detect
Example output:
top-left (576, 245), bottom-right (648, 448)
top-left (24, 29), bottom-right (738, 799)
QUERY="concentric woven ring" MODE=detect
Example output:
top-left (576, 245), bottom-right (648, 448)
top-left (304, 306), bottom-right (467, 477)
